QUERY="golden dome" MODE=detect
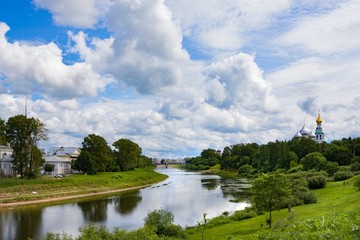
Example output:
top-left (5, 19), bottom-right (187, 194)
top-left (316, 112), bottom-right (322, 124)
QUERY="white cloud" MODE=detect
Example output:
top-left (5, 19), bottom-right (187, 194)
top-left (33, 0), bottom-right (110, 28)
top-left (0, 22), bottom-right (109, 99)
top-left (103, 0), bottom-right (190, 94)
top-left (206, 53), bottom-right (279, 111)
top-left (278, 1), bottom-right (360, 55)
top-left (166, 0), bottom-right (291, 55)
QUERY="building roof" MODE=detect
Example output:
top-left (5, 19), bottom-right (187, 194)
top-left (44, 155), bottom-right (71, 163)
top-left (48, 147), bottom-right (80, 157)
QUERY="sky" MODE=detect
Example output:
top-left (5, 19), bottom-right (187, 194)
top-left (0, 0), bottom-right (360, 158)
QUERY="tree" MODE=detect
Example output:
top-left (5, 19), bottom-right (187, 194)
top-left (253, 173), bottom-right (291, 227)
top-left (144, 209), bottom-right (185, 238)
top-left (0, 118), bottom-right (6, 145)
top-left (113, 139), bottom-right (142, 171)
top-left (324, 143), bottom-right (352, 166)
top-left (74, 150), bottom-right (97, 174)
top-left (80, 134), bottom-right (113, 172)
top-left (5, 115), bottom-right (48, 179)
top-left (300, 152), bottom-right (327, 171)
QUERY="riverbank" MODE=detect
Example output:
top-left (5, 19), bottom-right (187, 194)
top-left (0, 167), bottom-right (168, 209)
top-left (186, 174), bottom-right (360, 239)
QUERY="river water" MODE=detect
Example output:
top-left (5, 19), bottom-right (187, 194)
top-left (0, 167), bottom-right (251, 240)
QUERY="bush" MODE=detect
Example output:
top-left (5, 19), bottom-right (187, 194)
top-left (238, 164), bottom-right (254, 177)
top-left (230, 208), bottom-right (257, 221)
top-left (307, 175), bottom-right (327, 189)
top-left (355, 178), bottom-right (360, 191)
top-left (333, 170), bottom-right (353, 181)
top-left (350, 162), bottom-right (360, 171)
top-left (144, 209), bottom-right (185, 238)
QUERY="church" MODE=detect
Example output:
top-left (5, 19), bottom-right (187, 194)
top-left (294, 112), bottom-right (325, 143)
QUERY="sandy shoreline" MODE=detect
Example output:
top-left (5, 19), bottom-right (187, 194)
top-left (0, 183), bottom-right (157, 209)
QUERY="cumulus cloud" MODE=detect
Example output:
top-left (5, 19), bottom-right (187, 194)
top-left (166, 0), bottom-right (291, 55)
top-left (206, 53), bottom-right (278, 111)
top-left (278, 1), bottom-right (360, 55)
top-left (33, 0), bottom-right (110, 28)
top-left (297, 96), bottom-right (319, 115)
top-left (0, 22), bottom-right (109, 99)
top-left (103, 0), bottom-right (190, 94)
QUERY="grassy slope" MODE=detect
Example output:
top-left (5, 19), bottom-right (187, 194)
top-left (0, 167), bottom-right (167, 205)
top-left (186, 174), bottom-right (360, 240)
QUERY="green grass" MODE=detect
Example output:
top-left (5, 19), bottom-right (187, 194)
top-left (185, 175), bottom-right (360, 239)
top-left (0, 167), bottom-right (167, 205)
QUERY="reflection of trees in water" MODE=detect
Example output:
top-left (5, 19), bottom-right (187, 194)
top-left (77, 198), bottom-right (110, 222)
top-left (201, 177), bottom-right (252, 200)
top-left (220, 178), bottom-right (252, 199)
top-left (201, 178), bottom-right (220, 190)
top-left (0, 207), bottom-right (43, 240)
top-left (114, 190), bottom-right (142, 215)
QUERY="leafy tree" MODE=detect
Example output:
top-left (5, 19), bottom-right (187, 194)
top-left (44, 163), bottom-right (55, 173)
top-left (80, 134), bottom-right (113, 172)
top-left (300, 152), bottom-right (327, 171)
top-left (144, 209), bottom-right (185, 238)
top-left (324, 143), bottom-right (352, 166)
top-left (288, 138), bottom-right (320, 159)
top-left (253, 173), bottom-right (291, 227)
top-left (0, 118), bottom-right (6, 145)
top-left (74, 150), bottom-right (97, 174)
top-left (5, 115), bottom-right (48, 179)
top-left (113, 138), bottom-right (142, 171)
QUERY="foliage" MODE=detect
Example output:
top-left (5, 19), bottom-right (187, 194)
top-left (333, 170), bottom-right (353, 181)
top-left (288, 174), bottom-right (317, 205)
top-left (324, 142), bottom-right (353, 166)
top-left (185, 149), bottom-right (220, 170)
top-left (80, 134), bottom-right (113, 172)
top-left (355, 178), bottom-right (360, 191)
top-left (5, 115), bottom-right (48, 179)
top-left (0, 118), bottom-right (6, 145)
top-left (238, 164), bottom-right (255, 177)
top-left (288, 137), bottom-right (319, 159)
top-left (43, 163), bottom-right (55, 172)
top-left (73, 150), bottom-right (97, 174)
top-left (253, 173), bottom-right (291, 227)
top-left (196, 213), bottom-right (208, 240)
top-left (144, 209), bottom-right (185, 238)
top-left (299, 152), bottom-right (327, 171)
top-left (229, 208), bottom-right (258, 221)
top-left (113, 138), bottom-right (143, 171)
top-left (307, 175), bottom-right (327, 189)
top-left (254, 210), bottom-right (360, 240)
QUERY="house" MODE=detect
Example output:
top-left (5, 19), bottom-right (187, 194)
top-left (47, 147), bottom-right (80, 162)
top-left (43, 155), bottom-right (72, 176)
top-left (0, 145), bottom-right (78, 177)
top-left (0, 145), bottom-right (15, 177)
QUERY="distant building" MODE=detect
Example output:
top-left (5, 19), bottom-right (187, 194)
top-left (47, 147), bottom-right (80, 162)
top-left (0, 145), bottom-right (15, 177)
top-left (294, 112), bottom-right (325, 143)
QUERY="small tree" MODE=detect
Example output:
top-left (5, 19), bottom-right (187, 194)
top-left (73, 150), bottom-right (97, 175)
top-left (144, 209), bottom-right (185, 238)
top-left (253, 173), bottom-right (291, 227)
top-left (196, 213), bottom-right (208, 240)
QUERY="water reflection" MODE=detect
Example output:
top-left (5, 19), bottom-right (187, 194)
top-left (0, 168), bottom-right (251, 240)
top-left (77, 198), bottom-right (110, 222)
top-left (113, 190), bottom-right (142, 215)
top-left (0, 207), bottom-right (43, 240)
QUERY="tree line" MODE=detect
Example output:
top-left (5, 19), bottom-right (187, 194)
top-left (185, 137), bottom-right (360, 177)
top-left (0, 115), bottom-right (152, 179)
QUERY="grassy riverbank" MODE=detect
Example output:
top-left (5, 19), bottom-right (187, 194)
top-left (0, 167), bottom-right (167, 208)
top-left (185, 174), bottom-right (360, 239)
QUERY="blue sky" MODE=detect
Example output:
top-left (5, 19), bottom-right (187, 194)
top-left (1, 0), bottom-right (360, 158)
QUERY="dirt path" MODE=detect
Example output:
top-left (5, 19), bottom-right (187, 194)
top-left (0, 183), bottom-right (155, 209)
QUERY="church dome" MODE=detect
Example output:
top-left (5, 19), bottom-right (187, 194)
top-left (309, 132), bottom-right (316, 139)
top-left (294, 131), bottom-right (302, 138)
top-left (316, 112), bottom-right (323, 124)
top-left (299, 124), bottom-right (311, 136)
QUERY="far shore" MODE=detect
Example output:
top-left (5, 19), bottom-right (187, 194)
top-left (0, 183), bottom-right (158, 209)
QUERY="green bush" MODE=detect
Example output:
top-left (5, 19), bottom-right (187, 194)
top-left (333, 170), bottom-right (353, 181)
top-left (230, 209), bottom-right (257, 221)
top-left (205, 215), bottom-right (231, 228)
top-left (307, 175), bottom-right (327, 189)
top-left (350, 162), bottom-right (360, 171)
top-left (355, 178), bottom-right (360, 191)
top-left (144, 209), bottom-right (185, 238)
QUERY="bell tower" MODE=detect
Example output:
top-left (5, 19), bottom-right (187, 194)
top-left (315, 111), bottom-right (325, 143)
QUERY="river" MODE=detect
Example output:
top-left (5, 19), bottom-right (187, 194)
top-left (0, 167), bottom-right (251, 240)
